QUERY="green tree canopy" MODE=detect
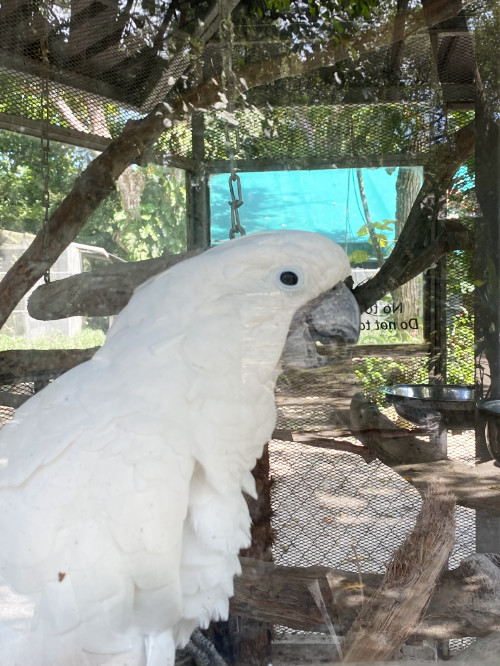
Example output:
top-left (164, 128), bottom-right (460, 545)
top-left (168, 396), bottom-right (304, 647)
top-left (0, 130), bottom-right (186, 261)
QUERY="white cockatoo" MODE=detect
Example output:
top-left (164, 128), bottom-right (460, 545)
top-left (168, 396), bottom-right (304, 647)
top-left (0, 230), bottom-right (359, 666)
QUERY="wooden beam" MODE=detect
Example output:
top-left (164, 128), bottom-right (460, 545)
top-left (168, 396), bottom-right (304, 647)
top-left (232, 552), bottom-right (500, 640)
top-left (204, 153), bottom-right (429, 174)
top-left (424, 1), bottom-right (475, 108)
top-left (0, 348), bottom-right (96, 384)
top-left (186, 114), bottom-right (210, 250)
top-left (0, 52), bottom-right (126, 108)
top-left (473, 0), bottom-right (500, 553)
top-left (0, 112), bottom-right (111, 151)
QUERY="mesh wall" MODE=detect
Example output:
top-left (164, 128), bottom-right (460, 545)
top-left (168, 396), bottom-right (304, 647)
top-left (0, 382), bottom-right (35, 427)
top-left (0, 2), bottom-right (475, 163)
top-left (0, 66), bottom-right (442, 164)
top-left (204, 102), bottom-right (439, 165)
top-left (266, 132), bottom-right (478, 656)
top-left (272, 354), bottom-right (476, 569)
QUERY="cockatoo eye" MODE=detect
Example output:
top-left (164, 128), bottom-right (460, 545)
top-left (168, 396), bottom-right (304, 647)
top-left (279, 270), bottom-right (301, 288)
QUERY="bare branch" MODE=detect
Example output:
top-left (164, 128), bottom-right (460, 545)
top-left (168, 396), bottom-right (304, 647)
top-left (342, 483), bottom-right (455, 662)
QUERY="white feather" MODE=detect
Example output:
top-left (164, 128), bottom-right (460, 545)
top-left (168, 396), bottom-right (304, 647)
top-left (0, 230), bottom-right (352, 664)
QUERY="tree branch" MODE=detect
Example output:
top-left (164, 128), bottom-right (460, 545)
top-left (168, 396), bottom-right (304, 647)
top-left (27, 216), bottom-right (472, 321)
top-left (27, 250), bottom-right (202, 320)
top-left (353, 121), bottom-right (475, 312)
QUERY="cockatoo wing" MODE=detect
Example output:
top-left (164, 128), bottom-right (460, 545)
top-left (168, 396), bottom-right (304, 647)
top-left (0, 350), bottom-right (196, 653)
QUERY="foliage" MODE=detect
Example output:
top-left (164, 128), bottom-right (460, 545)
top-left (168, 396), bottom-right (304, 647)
top-left (0, 130), bottom-right (95, 235)
top-left (120, 165), bottom-right (187, 260)
top-left (0, 329), bottom-right (105, 351)
top-left (354, 218), bottom-right (395, 261)
top-left (250, 0), bottom-right (381, 40)
top-left (447, 313), bottom-right (475, 386)
top-left (0, 130), bottom-right (187, 261)
top-left (354, 355), bottom-right (428, 404)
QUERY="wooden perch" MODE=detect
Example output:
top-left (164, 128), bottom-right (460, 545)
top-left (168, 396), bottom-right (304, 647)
top-left (350, 393), bottom-right (500, 516)
top-left (28, 250), bottom-right (201, 320)
top-left (342, 483), bottom-right (455, 662)
top-left (349, 392), bottom-right (446, 464)
top-left (393, 459), bottom-right (500, 516)
top-left (272, 428), bottom-right (378, 462)
top-left (232, 552), bottom-right (500, 640)
top-left (0, 348), bottom-right (96, 385)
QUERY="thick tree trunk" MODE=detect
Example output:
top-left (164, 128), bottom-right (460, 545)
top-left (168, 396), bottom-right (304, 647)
top-left (392, 167), bottom-right (423, 336)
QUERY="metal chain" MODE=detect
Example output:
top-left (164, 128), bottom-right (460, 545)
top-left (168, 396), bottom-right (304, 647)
top-left (40, 28), bottom-right (51, 283)
top-left (228, 173), bottom-right (245, 239)
top-left (219, 0), bottom-right (245, 238)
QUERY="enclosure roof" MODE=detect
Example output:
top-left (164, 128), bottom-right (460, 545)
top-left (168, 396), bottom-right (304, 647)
top-left (0, 1), bottom-right (477, 114)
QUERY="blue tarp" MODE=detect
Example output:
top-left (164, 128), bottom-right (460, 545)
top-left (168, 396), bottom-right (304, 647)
top-left (209, 167), bottom-right (423, 252)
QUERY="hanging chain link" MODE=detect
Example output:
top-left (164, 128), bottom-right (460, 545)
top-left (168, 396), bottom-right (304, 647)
top-left (40, 27), bottom-right (51, 284)
top-left (219, 0), bottom-right (245, 239)
top-left (228, 172), bottom-right (245, 239)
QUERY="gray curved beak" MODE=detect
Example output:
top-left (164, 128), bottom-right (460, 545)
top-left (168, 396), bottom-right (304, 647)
top-left (281, 282), bottom-right (360, 369)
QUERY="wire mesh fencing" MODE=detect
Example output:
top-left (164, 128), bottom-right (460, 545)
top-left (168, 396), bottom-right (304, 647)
top-left (271, 341), bottom-right (477, 651)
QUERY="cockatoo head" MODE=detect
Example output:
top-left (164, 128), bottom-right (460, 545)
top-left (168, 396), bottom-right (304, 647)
top-left (112, 229), bottom-right (359, 374)
top-left (172, 230), bottom-right (360, 370)
top-left (206, 230), bottom-right (360, 369)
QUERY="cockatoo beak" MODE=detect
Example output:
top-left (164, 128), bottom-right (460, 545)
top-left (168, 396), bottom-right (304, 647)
top-left (281, 282), bottom-right (360, 369)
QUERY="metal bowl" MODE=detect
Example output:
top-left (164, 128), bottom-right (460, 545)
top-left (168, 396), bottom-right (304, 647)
top-left (478, 399), bottom-right (500, 463)
top-left (383, 384), bottom-right (476, 430)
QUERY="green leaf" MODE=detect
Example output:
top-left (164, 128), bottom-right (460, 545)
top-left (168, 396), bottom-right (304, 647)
top-left (349, 249), bottom-right (371, 263)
